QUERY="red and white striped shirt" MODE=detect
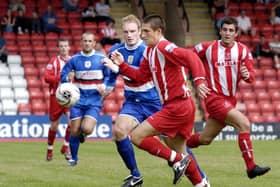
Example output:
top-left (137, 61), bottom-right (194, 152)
top-left (194, 40), bottom-right (254, 97)
top-left (120, 38), bottom-right (206, 104)
top-left (44, 56), bottom-right (70, 95)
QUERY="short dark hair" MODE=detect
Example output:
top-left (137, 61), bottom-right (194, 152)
top-left (143, 14), bottom-right (166, 33)
top-left (57, 38), bottom-right (70, 46)
top-left (221, 16), bottom-right (238, 32)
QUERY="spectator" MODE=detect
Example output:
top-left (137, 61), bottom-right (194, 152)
top-left (270, 1), bottom-right (280, 24)
top-left (0, 36), bottom-right (8, 63)
top-left (95, 42), bottom-right (106, 54)
top-left (81, 4), bottom-right (96, 23)
top-left (236, 9), bottom-right (252, 35)
top-left (8, 0), bottom-right (26, 13)
top-left (255, 34), bottom-right (273, 61)
top-left (42, 5), bottom-right (62, 34)
top-left (1, 9), bottom-right (16, 33)
top-left (100, 20), bottom-right (121, 46)
top-left (15, 9), bottom-right (31, 34)
top-left (95, 0), bottom-right (115, 24)
top-left (210, 0), bottom-right (227, 20)
top-left (215, 8), bottom-right (231, 31)
top-left (63, 0), bottom-right (79, 12)
top-left (269, 32), bottom-right (280, 68)
top-left (31, 9), bottom-right (41, 34)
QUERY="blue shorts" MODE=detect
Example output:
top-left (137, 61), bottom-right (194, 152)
top-left (120, 100), bottom-right (162, 123)
top-left (70, 104), bottom-right (101, 121)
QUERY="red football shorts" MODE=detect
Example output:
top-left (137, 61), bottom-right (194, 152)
top-left (147, 97), bottom-right (195, 139)
top-left (49, 95), bottom-right (69, 121)
top-left (205, 93), bottom-right (236, 125)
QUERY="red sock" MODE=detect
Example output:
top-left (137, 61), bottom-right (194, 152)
top-left (187, 134), bottom-right (201, 148)
top-left (64, 124), bottom-right (71, 143)
top-left (138, 136), bottom-right (182, 162)
top-left (238, 132), bottom-right (256, 171)
top-left (47, 128), bottom-right (56, 146)
top-left (185, 155), bottom-right (203, 185)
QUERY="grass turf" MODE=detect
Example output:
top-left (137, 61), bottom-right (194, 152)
top-left (0, 140), bottom-right (278, 187)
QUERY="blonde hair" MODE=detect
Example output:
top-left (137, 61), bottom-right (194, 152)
top-left (82, 32), bottom-right (95, 40)
top-left (121, 14), bottom-right (141, 30)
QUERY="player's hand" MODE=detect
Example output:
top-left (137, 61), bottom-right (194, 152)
top-left (110, 51), bottom-right (124, 65)
top-left (68, 71), bottom-right (75, 82)
top-left (196, 83), bottom-right (210, 99)
top-left (240, 63), bottom-right (249, 80)
top-left (97, 84), bottom-right (110, 100)
top-left (102, 58), bottom-right (120, 73)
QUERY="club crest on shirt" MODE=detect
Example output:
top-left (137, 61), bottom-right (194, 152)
top-left (127, 55), bottom-right (134, 64)
top-left (85, 60), bottom-right (91, 68)
top-left (46, 64), bottom-right (53, 70)
top-left (224, 101), bottom-right (231, 108)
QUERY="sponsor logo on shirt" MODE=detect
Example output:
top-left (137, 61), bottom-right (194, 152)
top-left (85, 60), bottom-right (91, 68)
top-left (128, 55), bottom-right (134, 64)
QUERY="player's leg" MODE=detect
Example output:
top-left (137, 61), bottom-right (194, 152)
top-left (169, 136), bottom-right (209, 186)
top-left (225, 109), bottom-right (270, 179)
top-left (186, 147), bottom-right (210, 186)
top-left (79, 106), bottom-right (100, 143)
top-left (187, 118), bottom-right (224, 148)
top-left (46, 96), bottom-right (63, 161)
top-left (46, 119), bottom-right (59, 161)
top-left (61, 111), bottom-right (71, 160)
top-left (114, 115), bottom-right (142, 187)
top-left (68, 118), bottom-right (82, 166)
top-left (131, 121), bottom-right (190, 185)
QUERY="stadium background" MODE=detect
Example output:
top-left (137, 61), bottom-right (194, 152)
top-left (0, 1), bottom-right (279, 186)
top-left (0, 0), bottom-right (279, 140)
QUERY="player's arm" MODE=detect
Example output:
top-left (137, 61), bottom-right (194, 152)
top-left (103, 51), bottom-right (151, 83)
top-left (158, 42), bottom-right (210, 98)
top-left (240, 48), bottom-right (255, 83)
top-left (60, 59), bottom-right (74, 83)
top-left (99, 59), bottom-right (117, 97)
top-left (44, 58), bottom-right (59, 84)
top-left (158, 42), bottom-right (207, 84)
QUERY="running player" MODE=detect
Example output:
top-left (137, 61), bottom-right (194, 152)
top-left (60, 32), bottom-right (115, 166)
top-left (103, 14), bottom-right (210, 187)
top-left (188, 16), bottom-right (270, 179)
top-left (44, 38), bottom-right (72, 161)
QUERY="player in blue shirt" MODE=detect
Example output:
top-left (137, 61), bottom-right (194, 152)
top-left (109, 14), bottom-right (210, 187)
top-left (60, 32), bottom-right (115, 166)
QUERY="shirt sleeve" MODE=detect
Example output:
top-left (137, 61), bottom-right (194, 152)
top-left (241, 46), bottom-right (255, 83)
top-left (60, 58), bottom-right (74, 83)
top-left (44, 58), bottom-right (60, 85)
top-left (119, 57), bottom-right (151, 83)
top-left (157, 41), bottom-right (207, 86)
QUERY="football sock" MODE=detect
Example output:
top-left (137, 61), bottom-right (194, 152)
top-left (238, 132), bottom-right (256, 171)
top-left (186, 133), bottom-right (201, 148)
top-left (186, 147), bottom-right (205, 178)
top-left (138, 136), bottom-right (182, 163)
top-left (69, 135), bottom-right (80, 161)
top-left (47, 128), bottom-right (56, 146)
top-left (185, 154), bottom-right (203, 185)
top-left (64, 124), bottom-right (71, 143)
top-left (116, 137), bottom-right (141, 177)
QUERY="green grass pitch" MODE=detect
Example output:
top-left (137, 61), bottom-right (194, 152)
top-left (0, 140), bottom-right (278, 187)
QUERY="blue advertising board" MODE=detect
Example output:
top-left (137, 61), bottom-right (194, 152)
top-left (194, 122), bottom-right (280, 140)
top-left (0, 115), bottom-right (112, 140)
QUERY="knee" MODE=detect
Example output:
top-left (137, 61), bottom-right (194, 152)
top-left (71, 128), bottom-right (80, 137)
top-left (130, 132), bottom-right (141, 146)
top-left (83, 126), bottom-right (94, 135)
top-left (113, 125), bottom-right (127, 140)
top-left (200, 136), bottom-right (213, 145)
top-left (239, 120), bottom-right (251, 132)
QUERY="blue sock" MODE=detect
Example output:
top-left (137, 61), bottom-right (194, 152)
top-left (70, 135), bottom-right (80, 161)
top-left (186, 147), bottom-right (205, 178)
top-left (116, 137), bottom-right (141, 177)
